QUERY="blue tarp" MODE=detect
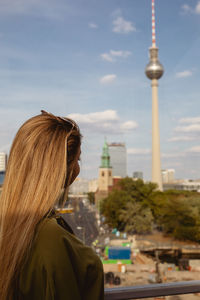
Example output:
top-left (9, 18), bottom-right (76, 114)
top-left (108, 247), bottom-right (131, 260)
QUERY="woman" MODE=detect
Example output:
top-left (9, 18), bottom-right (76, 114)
top-left (0, 111), bottom-right (104, 300)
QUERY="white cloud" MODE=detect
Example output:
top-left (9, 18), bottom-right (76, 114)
top-left (111, 8), bottom-right (122, 18)
top-left (179, 116), bottom-right (200, 124)
top-left (112, 17), bottom-right (136, 34)
top-left (100, 74), bottom-right (116, 84)
top-left (181, 2), bottom-right (200, 15)
top-left (175, 116), bottom-right (200, 135)
top-left (0, 0), bottom-right (63, 19)
top-left (175, 70), bottom-right (193, 78)
top-left (101, 53), bottom-right (114, 63)
top-left (110, 50), bottom-right (131, 58)
top-left (187, 146), bottom-right (200, 153)
top-left (175, 124), bottom-right (200, 133)
top-left (67, 110), bottom-right (138, 134)
top-left (68, 110), bottom-right (119, 123)
top-left (0, 0), bottom-right (82, 20)
top-left (181, 4), bottom-right (193, 14)
top-left (0, 0), bottom-right (39, 14)
top-left (88, 22), bottom-right (98, 29)
top-left (161, 152), bottom-right (186, 158)
top-left (195, 1), bottom-right (200, 14)
top-left (120, 121), bottom-right (138, 130)
top-left (172, 116), bottom-right (200, 139)
top-left (127, 148), bottom-right (150, 155)
top-left (101, 50), bottom-right (132, 62)
top-left (163, 162), bottom-right (182, 167)
top-left (168, 136), bottom-right (196, 142)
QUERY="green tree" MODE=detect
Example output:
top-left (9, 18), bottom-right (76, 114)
top-left (101, 178), bottom-right (157, 233)
top-left (87, 192), bottom-right (95, 205)
top-left (119, 201), bottom-right (153, 234)
top-left (155, 194), bottom-right (200, 242)
top-left (118, 178), bottom-right (157, 205)
top-left (100, 190), bottom-right (132, 230)
top-left (101, 177), bottom-right (200, 242)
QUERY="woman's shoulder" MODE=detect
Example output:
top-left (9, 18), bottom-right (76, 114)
top-left (36, 216), bottom-right (70, 242)
top-left (19, 217), bottom-right (104, 300)
top-left (32, 217), bottom-right (101, 269)
top-left (33, 217), bottom-right (79, 258)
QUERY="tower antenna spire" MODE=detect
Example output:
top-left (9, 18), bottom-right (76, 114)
top-left (152, 0), bottom-right (156, 47)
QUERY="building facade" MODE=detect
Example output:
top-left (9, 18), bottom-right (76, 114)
top-left (69, 178), bottom-right (89, 195)
top-left (163, 180), bottom-right (200, 192)
top-left (0, 171), bottom-right (5, 187)
top-left (162, 169), bottom-right (175, 184)
top-left (133, 171), bottom-right (143, 180)
top-left (88, 179), bottom-right (98, 193)
top-left (0, 152), bottom-right (7, 172)
top-left (108, 143), bottom-right (127, 178)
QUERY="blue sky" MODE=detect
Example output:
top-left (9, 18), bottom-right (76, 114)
top-left (0, 0), bottom-right (200, 180)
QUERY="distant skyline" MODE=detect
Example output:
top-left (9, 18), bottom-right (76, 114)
top-left (0, 0), bottom-right (200, 180)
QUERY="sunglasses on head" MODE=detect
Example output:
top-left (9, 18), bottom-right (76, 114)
top-left (41, 110), bottom-right (79, 133)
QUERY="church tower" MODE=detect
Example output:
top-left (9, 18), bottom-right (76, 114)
top-left (98, 140), bottom-right (113, 191)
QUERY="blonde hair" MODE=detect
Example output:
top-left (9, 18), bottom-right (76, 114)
top-left (0, 111), bottom-right (81, 299)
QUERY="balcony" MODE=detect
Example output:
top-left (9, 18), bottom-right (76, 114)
top-left (105, 280), bottom-right (200, 299)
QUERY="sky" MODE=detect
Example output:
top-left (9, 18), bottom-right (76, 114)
top-left (0, 0), bottom-right (200, 181)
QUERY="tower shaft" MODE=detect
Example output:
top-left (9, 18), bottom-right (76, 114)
top-left (145, 0), bottom-right (164, 191)
top-left (152, 79), bottom-right (162, 190)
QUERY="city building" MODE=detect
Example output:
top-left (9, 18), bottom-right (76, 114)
top-left (0, 171), bottom-right (5, 187)
top-left (108, 143), bottom-right (127, 177)
top-left (0, 152), bottom-right (7, 172)
top-left (69, 178), bottom-right (89, 195)
top-left (163, 180), bottom-right (200, 192)
top-left (162, 169), bottom-right (175, 184)
top-left (133, 171), bottom-right (143, 180)
top-left (88, 179), bottom-right (98, 193)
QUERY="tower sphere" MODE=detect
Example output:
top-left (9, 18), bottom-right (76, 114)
top-left (145, 60), bottom-right (164, 80)
top-left (145, 47), bottom-right (164, 80)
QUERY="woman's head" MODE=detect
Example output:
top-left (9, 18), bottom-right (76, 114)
top-left (0, 111), bottom-right (81, 299)
top-left (7, 110), bottom-right (81, 210)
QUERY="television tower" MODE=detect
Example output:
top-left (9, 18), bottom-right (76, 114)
top-left (145, 0), bottom-right (164, 190)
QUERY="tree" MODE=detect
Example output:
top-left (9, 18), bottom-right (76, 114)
top-left (101, 178), bottom-right (156, 233)
top-left (100, 189), bottom-right (133, 230)
top-left (118, 178), bottom-right (157, 205)
top-left (154, 193), bottom-right (200, 242)
top-left (101, 177), bottom-right (200, 242)
top-left (87, 192), bottom-right (95, 205)
top-left (119, 201), bottom-right (153, 234)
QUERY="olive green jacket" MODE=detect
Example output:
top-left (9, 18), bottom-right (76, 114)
top-left (15, 217), bottom-right (104, 300)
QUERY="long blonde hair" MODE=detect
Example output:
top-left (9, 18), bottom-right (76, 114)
top-left (0, 111), bottom-right (81, 299)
